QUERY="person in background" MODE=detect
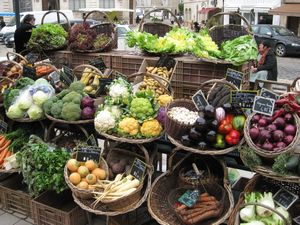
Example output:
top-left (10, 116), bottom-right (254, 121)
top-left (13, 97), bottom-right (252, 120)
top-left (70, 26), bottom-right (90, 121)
top-left (136, 15), bottom-right (140, 24)
top-left (258, 16), bottom-right (267, 24)
top-left (200, 20), bottom-right (206, 29)
top-left (0, 18), bottom-right (5, 29)
top-left (193, 21), bottom-right (200, 32)
top-left (14, 14), bottom-right (35, 54)
top-left (250, 40), bottom-right (278, 88)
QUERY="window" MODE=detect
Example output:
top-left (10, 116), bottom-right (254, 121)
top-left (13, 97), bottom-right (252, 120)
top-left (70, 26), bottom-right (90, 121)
top-left (99, 0), bottom-right (115, 8)
top-left (69, 0), bottom-right (85, 10)
top-left (259, 26), bottom-right (272, 35)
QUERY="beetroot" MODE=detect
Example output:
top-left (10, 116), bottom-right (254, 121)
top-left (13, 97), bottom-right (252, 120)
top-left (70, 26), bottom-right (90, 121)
top-left (267, 124), bottom-right (277, 132)
top-left (252, 114), bottom-right (261, 123)
top-left (273, 130), bottom-right (284, 142)
top-left (258, 118), bottom-right (268, 127)
top-left (284, 124), bottom-right (296, 136)
top-left (284, 113), bottom-right (293, 123)
top-left (273, 117), bottom-right (286, 130)
top-left (284, 135), bottom-right (294, 145)
top-left (249, 127), bottom-right (259, 140)
top-left (262, 141), bottom-right (273, 151)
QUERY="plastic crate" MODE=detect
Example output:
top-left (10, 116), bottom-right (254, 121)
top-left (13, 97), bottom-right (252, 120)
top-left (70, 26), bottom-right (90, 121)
top-left (49, 51), bottom-right (73, 68)
top-left (32, 189), bottom-right (87, 225)
top-left (71, 52), bottom-right (111, 69)
top-left (0, 174), bottom-right (33, 218)
top-left (111, 54), bottom-right (144, 76)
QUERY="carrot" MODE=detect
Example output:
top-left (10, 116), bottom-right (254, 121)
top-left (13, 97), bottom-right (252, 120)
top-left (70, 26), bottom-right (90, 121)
top-left (198, 195), bottom-right (216, 202)
top-left (176, 204), bottom-right (187, 211)
top-left (200, 192), bottom-right (209, 197)
top-left (185, 204), bottom-right (220, 219)
top-left (187, 209), bottom-right (220, 224)
top-left (193, 200), bottom-right (219, 209)
top-left (0, 137), bottom-right (7, 147)
top-left (0, 148), bottom-right (8, 165)
top-left (5, 151), bottom-right (12, 158)
top-left (0, 140), bottom-right (11, 152)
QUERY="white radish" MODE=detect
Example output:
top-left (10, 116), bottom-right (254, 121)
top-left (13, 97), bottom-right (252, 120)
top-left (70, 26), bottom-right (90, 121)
top-left (117, 179), bottom-right (140, 192)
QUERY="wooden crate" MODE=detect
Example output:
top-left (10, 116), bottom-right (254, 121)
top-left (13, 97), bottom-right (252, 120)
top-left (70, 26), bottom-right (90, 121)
top-left (111, 54), bottom-right (144, 76)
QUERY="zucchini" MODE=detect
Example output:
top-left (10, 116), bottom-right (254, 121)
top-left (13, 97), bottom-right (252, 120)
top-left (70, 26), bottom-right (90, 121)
top-left (284, 155), bottom-right (299, 171)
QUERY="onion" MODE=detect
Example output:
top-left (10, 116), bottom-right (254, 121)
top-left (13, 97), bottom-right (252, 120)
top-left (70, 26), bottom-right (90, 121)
top-left (252, 114), bottom-right (261, 123)
top-left (258, 118), bottom-right (268, 127)
top-left (267, 124), bottom-right (277, 132)
top-left (284, 124), bottom-right (296, 136)
top-left (273, 117), bottom-right (286, 130)
top-left (259, 130), bottom-right (271, 143)
top-left (284, 135), bottom-right (294, 145)
top-left (249, 127), bottom-right (260, 141)
top-left (275, 141), bottom-right (287, 149)
top-left (262, 141), bottom-right (273, 151)
top-left (262, 116), bottom-right (272, 125)
top-left (273, 130), bottom-right (284, 142)
top-left (284, 113), bottom-right (293, 123)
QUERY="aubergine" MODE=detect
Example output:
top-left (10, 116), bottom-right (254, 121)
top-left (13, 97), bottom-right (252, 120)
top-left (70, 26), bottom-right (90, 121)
top-left (204, 105), bottom-right (215, 120)
top-left (206, 130), bottom-right (217, 144)
top-left (222, 103), bottom-right (232, 113)
top-left (195, 117), bottom-right (207, 132)
top-left (198, 141), bottom-right (208, 150)
top-left (209, 119), bottom-right (218, 131)
top-left (181, 135), bottom-right (193, 147)
top-left (189, 127), bottom-right (203, 142)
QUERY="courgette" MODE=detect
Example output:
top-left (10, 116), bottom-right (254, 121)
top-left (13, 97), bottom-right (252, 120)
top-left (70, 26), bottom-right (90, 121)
top-left (208, 85), bottom-right (224, 104)
top-left (284, 155), bottom-right (299, 171)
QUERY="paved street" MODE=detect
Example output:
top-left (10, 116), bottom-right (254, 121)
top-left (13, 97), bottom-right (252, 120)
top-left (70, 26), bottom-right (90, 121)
top-left (0, 44), bottom-right (299, 82)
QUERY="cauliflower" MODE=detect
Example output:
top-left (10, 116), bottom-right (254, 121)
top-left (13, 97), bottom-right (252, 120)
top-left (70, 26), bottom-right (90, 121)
top-left (141, 119), bottom-right (162, 137)
top-left (118, 117), bottom-right (139, 136)
top-left (103, 105), bottom-right (122, 119)
top-left (94, 110), bottom-right (116, 133)
top-left (157, 94), bottom-right (173, 107)
top-left (61, 102), bottom-right (81, 121)
top-left (108, 77), bottom-right (132, 104)
top-left (130, 97), bottom-right (154, 121)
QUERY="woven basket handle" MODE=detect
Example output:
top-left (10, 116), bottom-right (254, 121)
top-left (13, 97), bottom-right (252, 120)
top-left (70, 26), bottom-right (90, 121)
top-left (138, 8), bottom-right (181, 32)
top-left (0, 60), bottom-right (23, 74)
top-left (73, 64), bottom-right (104, 79)
top-left (208, 12), bottom-right (252, 33)
top-left (291, 77), bottom-right (300, 91)
top-left (6, 51), bottom-right (28, 64)
top-left (236, 202), bottom-right (291, 225)
top-left (0, 76), bottom-right (14, 83)
top-left (83, 11), bottom-right (113, 24)
top-left (127, 72), bottom-right (174, 97)
top-left (41, 10), bottom-right (70, 30)
top-left (166, 148), bottom-right (192, 174)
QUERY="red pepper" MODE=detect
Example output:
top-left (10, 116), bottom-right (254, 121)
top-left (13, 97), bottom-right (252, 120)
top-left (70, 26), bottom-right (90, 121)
top-left (218, 119), bottom-right (233, 134)
top-left (225, 130), bottom-right (240, 145)
top-left (225, 114), bottom-right (234, 124)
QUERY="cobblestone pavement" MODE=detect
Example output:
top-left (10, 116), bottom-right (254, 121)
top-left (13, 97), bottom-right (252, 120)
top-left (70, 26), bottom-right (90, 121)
top-left (1, 44), bottom-right (300, 83)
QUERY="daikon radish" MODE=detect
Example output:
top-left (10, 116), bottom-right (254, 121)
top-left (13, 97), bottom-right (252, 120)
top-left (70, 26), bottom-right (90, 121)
top-left (117, 179), bottom-right (140, 192)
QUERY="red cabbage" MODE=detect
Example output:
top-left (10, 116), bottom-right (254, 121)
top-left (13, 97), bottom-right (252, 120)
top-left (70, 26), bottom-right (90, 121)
top-left (81, 96), bottom-right (94, 109)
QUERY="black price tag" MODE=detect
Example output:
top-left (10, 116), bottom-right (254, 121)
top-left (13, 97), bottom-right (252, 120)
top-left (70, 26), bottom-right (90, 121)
top-left (0, 120), bottom-right (8, 134)
top-left (192, 90), bottom-right (208, 110)
top-left (252, 96), bottom-right (275, 117)
top-left (94, 78), bottom-right (112, 97)
top-left (274, 188), bottom-right (298, 210)
top-left (60, 66), bottom-right (74, 86)
top-left (86, 134), bottom-right (97, 147)
top-left (225, 68), bottom-right (244, 89)
top-left (178, 190), bottom-right (200, 207)
top-left (130, 158), bottom-right (146, 181)
top-left (294, 215), bottom-right (300, 225)
top-left (23, 65), bottom-right (37, 80)
top-left (76, 146), bottom-right (101, 163)
top-left (89, 58), bottom-right (107, 72)
top-left (230, 90), bottom-right (258, 109)
top-left (260, 88), bottom-right (279, 100)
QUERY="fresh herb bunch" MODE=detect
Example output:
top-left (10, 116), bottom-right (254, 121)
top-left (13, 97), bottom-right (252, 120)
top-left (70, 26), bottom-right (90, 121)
top-left (17, 135), bottom-right (70, 197)
top-left (239, 145), bottom-right (262, 169)
top-left (69, 22), bottom-right (97, 50)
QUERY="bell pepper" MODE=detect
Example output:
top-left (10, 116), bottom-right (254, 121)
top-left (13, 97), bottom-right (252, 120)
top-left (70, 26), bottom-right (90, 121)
top-left (232, 115), bottom-right (246, 131)
top-left (225, 114), bottom-right (234, 124)
top-left (218, 119), bottom-right (233, 134)
top-left (225, 130), bottom-right (240, 145)
top-left (214, 134), bottom-right (226, 149)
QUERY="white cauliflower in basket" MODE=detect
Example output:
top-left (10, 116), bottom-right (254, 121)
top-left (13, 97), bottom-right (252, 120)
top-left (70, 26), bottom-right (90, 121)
top-left (94, 110), bottom-right (116, 133)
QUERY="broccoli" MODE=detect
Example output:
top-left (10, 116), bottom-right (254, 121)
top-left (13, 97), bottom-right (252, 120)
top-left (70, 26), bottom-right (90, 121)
top-left (3, 89), bottom-right (20, 110)
top-left (43, 96), bottom-right (58, 114)
top-left (56, 89), bottom-right (71, 99)
top-left (69, 81), bottom-right (85, 94)
top-left (15, 77), bottom-right (35, 89)
top-left (239, 145), bottom-right (262, 169)
top-left (61, 102), bottom-right (81, 121)
top-left (62, 91), bottom-right (82, 104)
top-left (272, 153), bottom-right (291, 175)
top-left (50, 100), bottom-right (64, 118)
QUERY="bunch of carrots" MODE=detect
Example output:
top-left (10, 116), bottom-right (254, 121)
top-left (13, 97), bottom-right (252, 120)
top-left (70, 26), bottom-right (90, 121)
top-left (0, 135), bottom-right (12, 167)
top-left (174, 192), bottom-right (223, 225)
top-left (35, 65), bottom-right (55, 77)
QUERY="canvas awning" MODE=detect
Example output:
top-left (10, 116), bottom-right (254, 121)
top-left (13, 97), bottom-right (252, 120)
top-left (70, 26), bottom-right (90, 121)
top-left (198, 7), bottom-right (218, 14)
top-left (269, 4), bottom-right (300, 16)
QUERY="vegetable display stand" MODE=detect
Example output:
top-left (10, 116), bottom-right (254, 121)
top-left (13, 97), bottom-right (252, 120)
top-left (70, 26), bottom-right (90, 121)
top-left (71, 141), bottom-right (154, 216)
top-left (227, 174), bottom-right (299, 225)
top-left (148, 152), bottom-right (234, 225)
top-left (0, 173), bottom-right (33, 219)
top-left (32, 189), bottom-right (87, 225)
top-left (138, 8), bottom-right (181, 37)
top-left (207, 12), bottom-right (252, 47)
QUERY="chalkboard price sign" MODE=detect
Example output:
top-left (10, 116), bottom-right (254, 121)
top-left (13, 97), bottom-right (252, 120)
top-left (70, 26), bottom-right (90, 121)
top-left (0, 120), bottom-right (8, 134)
top-left (76, 146), bottom-right (101, 163)
top-left (225, 68), bottom-right (244, 89)
top-left (23, 65), bottom-right (37, 80)
top-left (260, 88), bottom-right (280, 100)
top-left (252, 96), bottom-right (275, 117)
top-left (178, 190), bottom-right (200, 208)
top-left (230, 90), bottom-right (258, 109)
top-left (130, 158), bottom-right (147, 181)
top-left (60, 66), bottom-right (74, 86)
top-left (86, 134), bottom-right (97, 147)
top-left (89, 57), bottom-right (107, 72)
top-left (192, 90), bottom-right (208, 110)
top-left (274, 188), bottom-right (298, 210)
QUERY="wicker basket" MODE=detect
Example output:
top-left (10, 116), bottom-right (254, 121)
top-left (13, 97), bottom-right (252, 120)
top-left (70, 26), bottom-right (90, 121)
top-left (148, 153), bottom-right (234, 225)
top-left (244, 112), bottom-right (300, 158)
top-left (227, 174), bottom-right (297, 225)
top-left (6, 51), bottom-right (28, 65)
top-left (0, 60), bottom-right (23, 77)
top-left (71, 143), bottom-right (153, 216)
top-left (41, 10), bottom-right (71, 32)
top-left (0, 74), bottom-right (22, 103)
top-left (34, 62), bottom-right (58, 80)
top-left (207, 12), bottom-right (252, 47)
top-left (138, 8), bottom-right (181, 37)
top-left (45, 113), bottom-right (94, 125)
top-left (64, 155), bottom-right (109, 200)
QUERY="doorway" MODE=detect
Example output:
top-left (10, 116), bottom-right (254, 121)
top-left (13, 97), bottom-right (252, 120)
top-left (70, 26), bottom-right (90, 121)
top-left (287, 17), bottom-right (300, 36)
top-left (42, 0), bottom-right (60, 10)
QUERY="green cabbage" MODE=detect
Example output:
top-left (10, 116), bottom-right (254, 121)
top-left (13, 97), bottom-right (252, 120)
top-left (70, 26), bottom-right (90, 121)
top-left (7, 104), bottom-right (24, 119)
top-left (27, 104), bottom-right (43, 120)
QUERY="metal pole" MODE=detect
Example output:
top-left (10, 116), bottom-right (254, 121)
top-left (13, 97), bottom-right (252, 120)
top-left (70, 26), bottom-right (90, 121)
top-left (13, 0), bottom-right (20, 28)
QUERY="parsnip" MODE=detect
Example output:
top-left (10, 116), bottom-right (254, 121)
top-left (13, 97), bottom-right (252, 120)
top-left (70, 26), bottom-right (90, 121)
top-left (117, 179), bottom-right (140, 192)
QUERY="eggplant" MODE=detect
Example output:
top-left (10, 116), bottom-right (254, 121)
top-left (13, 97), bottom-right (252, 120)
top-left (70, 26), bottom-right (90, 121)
top-left (189, 127), bottom-right (203, 142)
top-left (198, 141), bottom-right (208, 150)
top-left (181, 135), bottom-right (192, 147)
top-left (209, 119), bottom-right (218, 131)
top-left (206, 130), bottom-right (217, 144)
top-left (195, 117), bottom-right (207, 132)
top-left (204, 105), bottom-right (215, 120)
top-left (222, 103), bottom-right (232, 113)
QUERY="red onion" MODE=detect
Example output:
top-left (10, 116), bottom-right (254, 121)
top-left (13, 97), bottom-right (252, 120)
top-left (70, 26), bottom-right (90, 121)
top-left (273, 117), bottom-right (286, 130)
top-left (249, 127), bottom-right (260, 140)
top-left (284, 113), bottom-right (293, 123)
top-left (275, 141), bottom-right (287, 149)
top-left (284, 124), bottom-right (296, 136)
top-left (259, 130), bottom-right (271, 143)
top-left (262, 116), bottom-right (272, 125)
top-left (273, 130), bottom-right (284, 142)
top-left (258, 118), bottom-right (268, 127)
top-left (262, 141), bottom-right (273, 151)
top-left (283, 135), bottom-right (294, 145)
top-left (252, 114), bottom-right (261, 123)
top-left (267, 124), bottom-right (277, 132)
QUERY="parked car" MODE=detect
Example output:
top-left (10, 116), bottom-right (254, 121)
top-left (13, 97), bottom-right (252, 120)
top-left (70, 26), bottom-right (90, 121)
top-left (251, 24), bottom-right (300, 57)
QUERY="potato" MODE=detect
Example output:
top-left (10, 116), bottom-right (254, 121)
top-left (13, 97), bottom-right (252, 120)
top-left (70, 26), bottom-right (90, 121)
top-left (10, 66), bottom-right (17, 73)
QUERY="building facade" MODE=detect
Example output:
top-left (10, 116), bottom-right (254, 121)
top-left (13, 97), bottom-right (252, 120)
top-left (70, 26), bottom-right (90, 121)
top-left (136, 0), bottom-right (180, 16)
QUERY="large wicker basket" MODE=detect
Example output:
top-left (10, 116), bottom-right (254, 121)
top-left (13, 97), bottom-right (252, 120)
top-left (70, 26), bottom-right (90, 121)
top-left (227, 174), bottom-right (298, 225)
top-left (41, 10), bottom-right (71, 32)
top-left (0, 74), bottom-right (22, 103)
top-left (71, 142), bottom-right (154, 216)
top-left (148, 153), bottom-right (234, 225)
top-left (244, 112), bottom-right (300, 158)
top-left (6, 52), bottom-right (28, 65)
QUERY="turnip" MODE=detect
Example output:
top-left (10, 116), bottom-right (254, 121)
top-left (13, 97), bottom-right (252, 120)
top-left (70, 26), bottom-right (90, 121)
top-left (284, 124), bottom-right (296, 136)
